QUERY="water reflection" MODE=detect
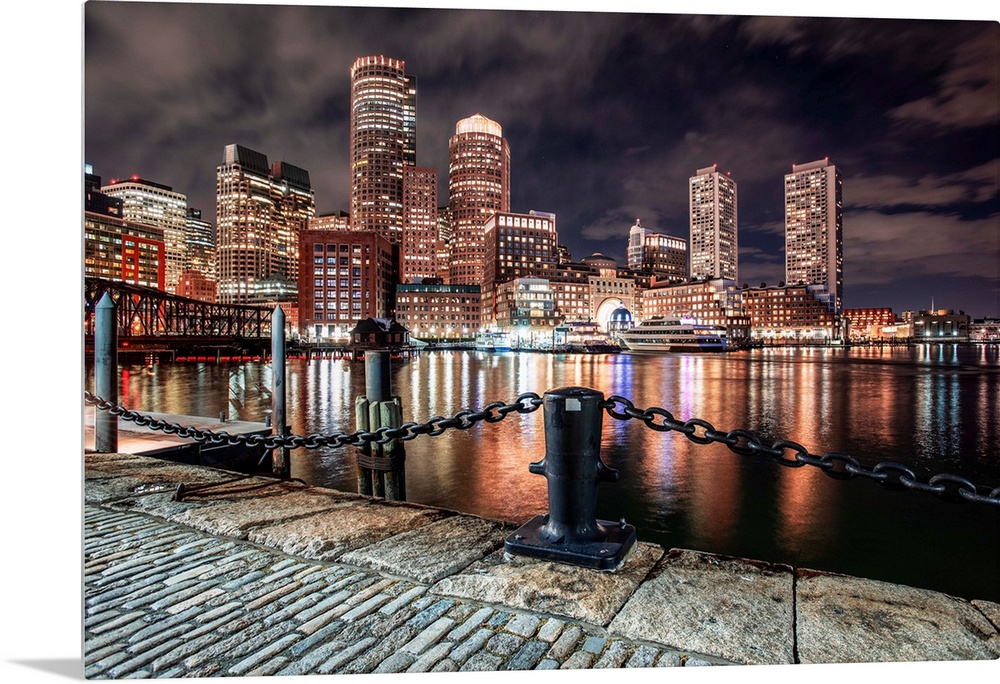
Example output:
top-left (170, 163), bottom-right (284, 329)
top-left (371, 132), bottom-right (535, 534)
top-left (85, 345), bottom-right (1000, 602)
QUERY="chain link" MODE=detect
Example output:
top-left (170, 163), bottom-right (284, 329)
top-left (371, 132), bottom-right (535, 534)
top-left (599, 397), bottom-right (1000, 508)
top-left (84, 390), bottom-right (542, 450)
top-left (85, 388), bottom-right (998, 508)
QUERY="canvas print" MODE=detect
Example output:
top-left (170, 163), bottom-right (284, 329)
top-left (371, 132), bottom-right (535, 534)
top-left (80, 1), bottom-right (999, 678)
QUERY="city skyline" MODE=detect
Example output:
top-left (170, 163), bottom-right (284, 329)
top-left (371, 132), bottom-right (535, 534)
top-left (84, 3), bottom-right (999, 317)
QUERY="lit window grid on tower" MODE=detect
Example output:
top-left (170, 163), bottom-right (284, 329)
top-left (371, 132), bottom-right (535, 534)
top-left (481, 212), bottom-right (558, 327)
top-left (784, 160), bottom-right (843, 313)
top-left (402, 167), bottom-right (439, 283)
top-left (216, 163), bottom-right (273, 304)
top-left (101, 180), bottom-right (188, 293)
top-left (448, 114), bottom-right (511, 285)
top-left (688, 167), bottom-right (738, 282)
top-left (349, 56), bottom-right (415, 243)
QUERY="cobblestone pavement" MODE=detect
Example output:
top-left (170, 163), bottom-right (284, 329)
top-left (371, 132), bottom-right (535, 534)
top-left (84, 505), bottom-right (730, 678)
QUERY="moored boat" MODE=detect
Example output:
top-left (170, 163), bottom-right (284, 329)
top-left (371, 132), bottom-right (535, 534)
top-left (616, 316), bottom-right (729, 352)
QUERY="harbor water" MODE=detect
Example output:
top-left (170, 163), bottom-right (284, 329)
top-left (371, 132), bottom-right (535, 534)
top-left (86, 344), bottom-right (1000, 602)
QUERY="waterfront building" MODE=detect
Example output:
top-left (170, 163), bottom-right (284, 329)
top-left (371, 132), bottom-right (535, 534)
top-left (640, 278), bottom-right (750, 344)
top-left (349, 55), bottom-right (416, 243)
top-left (843, 308), bottom-right (896, 342)
top-left (784, 158), bottom-right (843, 313)
top-left (84, 210), bottom-right (165, 290)
top-left (101, 176), bottom-right (188, 293)
top-left (556, 243), bottom-right (572, 264)
top-left (175, 268), bottom-right (217, 303)
top-left (394, 283), bottom-right (481, 340)
top-left (549, 261), bottom-right (600, 323)
top-left (911, 310), bottom-right (971, 342)
top-left (448, 113), bottom-right (511, 285)
top-left (215, 144), bottom-right (315, 305)
top-left (401, 167), bottom-right (439, 283)
top-left (493, 278), bottom-right (563, 344)
top-left (481, 210), bottom-right (559, 327)
top-left (297, 229), bottom-right (399, 340)
top-left (689, 165), bottom-right (738, 282)
top-left (742, 283), bottom-right (839, 342)
top-left (184, 208), bottom-right (216, 286)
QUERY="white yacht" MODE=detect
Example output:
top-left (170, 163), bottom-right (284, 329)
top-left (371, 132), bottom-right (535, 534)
top-left (617, 316), bottom-right (729, 353)
top-left (475, 330), bottom-right (512, 352)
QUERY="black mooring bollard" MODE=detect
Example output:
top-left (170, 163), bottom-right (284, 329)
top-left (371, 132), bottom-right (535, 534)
top-left (504, 386), bottom-right (636, 570)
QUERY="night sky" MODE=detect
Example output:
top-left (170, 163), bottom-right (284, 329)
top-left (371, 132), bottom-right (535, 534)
top-left (83, 2), bottom-right (1000, 318)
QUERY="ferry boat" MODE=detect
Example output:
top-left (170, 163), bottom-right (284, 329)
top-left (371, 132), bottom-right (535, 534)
top-left (553, 321), bottom-right (621, 354)
top-left (616, 316), bottom-right (729, 353)
top-left (475, 330), bottom-right (512, 352)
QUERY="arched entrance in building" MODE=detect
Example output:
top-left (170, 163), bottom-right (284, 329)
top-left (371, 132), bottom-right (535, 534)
top-left (595, 297), bottom-right (631, 331)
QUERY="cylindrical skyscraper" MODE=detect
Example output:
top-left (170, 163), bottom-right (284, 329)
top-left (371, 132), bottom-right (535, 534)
top-left (349, 55), bottom-right (417, 243)
top-left (448, 113), bottom-right (510, 285)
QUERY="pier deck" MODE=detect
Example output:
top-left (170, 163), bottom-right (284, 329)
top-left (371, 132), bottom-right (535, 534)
top-left (84, 452), bottom-right (1000, 677)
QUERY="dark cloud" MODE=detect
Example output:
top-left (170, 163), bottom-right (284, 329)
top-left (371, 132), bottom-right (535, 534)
top-left (84, 3), bottom-right (1000, 317)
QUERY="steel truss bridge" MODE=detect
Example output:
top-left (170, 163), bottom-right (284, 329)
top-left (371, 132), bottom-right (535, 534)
top-left (84, 277), bottom-right (274, 356)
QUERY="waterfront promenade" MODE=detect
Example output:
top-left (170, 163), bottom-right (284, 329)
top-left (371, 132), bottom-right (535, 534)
top-left (83, 451), bottom-right (1000, 677)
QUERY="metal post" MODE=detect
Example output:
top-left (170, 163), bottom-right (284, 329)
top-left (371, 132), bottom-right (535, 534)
top-left (504, 386), bottom-right (636, 570)
top-left (271, 306), bottom-right (290, 478)
top-left (356, 350), bottom-right (406, 501)
top-left (94, 292), bottom-right (118, 453)
top-left (365, 350), bottom-right (391, 403)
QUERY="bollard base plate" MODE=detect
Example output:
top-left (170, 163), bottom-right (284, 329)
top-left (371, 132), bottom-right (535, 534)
top-left (503, 515), bottom-right (637, 571)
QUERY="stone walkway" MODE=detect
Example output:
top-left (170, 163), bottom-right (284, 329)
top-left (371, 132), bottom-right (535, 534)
top-left (84, 453), bottom-right (1000, 677)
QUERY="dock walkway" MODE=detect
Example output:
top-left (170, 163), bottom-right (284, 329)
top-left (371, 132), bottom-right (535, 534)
top-left (84, 453), bottom-right (1000, 678)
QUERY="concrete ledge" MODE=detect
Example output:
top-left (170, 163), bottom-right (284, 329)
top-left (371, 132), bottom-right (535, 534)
top-left (608, 548), bottom-right (795, 665)
top-left (795, 569), bottom-right (1000, 663)
top-left (429, 542), bottom-right (664, 626)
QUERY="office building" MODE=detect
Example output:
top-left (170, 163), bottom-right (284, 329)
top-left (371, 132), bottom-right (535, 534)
top-left (448, 113), bottom-right (511, 285)
top-left (101, 177), bottom-right (188, 293)
top-left (641, 278), bottom-right (750, 344)
top-left (309, 212), bottom-right (351, 231)
top-left (215, 144), bottom-right (315, 305)
top-left (481, 211), bottom-right (558, 327)
top-left (185, 208), bottom-right (216, 285)
top-left (401, 167), bottom-right (439, 283)
top-left (84, 211), bottom-right (165, 290)
top-left (742, 283), bottom-right (839, 342)
top-left (689, 165), bottom-right (738, 282)
top-left (784, 158), bottom-right (843, 313)
top-left (394, 283), bottom-right (481, 340)
top-left (297, 229), bottom-right (399, 340)
top-left (175, 269), bottom-right (217, 302)
top-left (349, 55), bottom-right (417, 243)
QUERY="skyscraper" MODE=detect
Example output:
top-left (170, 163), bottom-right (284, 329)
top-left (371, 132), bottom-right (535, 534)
top-left (349, 55), bottom-right (417, 243)
top-left (184, 208), bottom-right (215, 282)
top-left (448, 113), bottom-right (510, 285)
top-left (401, 167), bottom-right (439, 283)
top-left (101, 177), bottom-right (188, 293)
top-left (784, 158), bottom-right (843, 313)
top-left (215, 144), bottom-right (314, 305)
top-left (627, 219), bottom-right (647, 271)
top-left (689, 165), bottom-right (738, 282)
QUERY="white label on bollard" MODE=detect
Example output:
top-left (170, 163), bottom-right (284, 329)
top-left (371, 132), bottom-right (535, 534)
top-left (565, 397), bottom-right (581, 412)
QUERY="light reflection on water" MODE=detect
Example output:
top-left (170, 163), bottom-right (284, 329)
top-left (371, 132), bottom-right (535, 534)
top-left (86, 345), bottom-right (1000, 601)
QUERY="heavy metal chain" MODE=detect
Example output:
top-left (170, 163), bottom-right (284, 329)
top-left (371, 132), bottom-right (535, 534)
top-left (599, 395), bottom-right (1000, 508)
top-left (84, 390), bottom-right (543, 451)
